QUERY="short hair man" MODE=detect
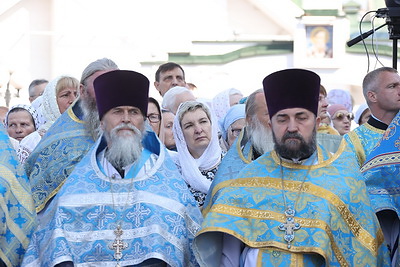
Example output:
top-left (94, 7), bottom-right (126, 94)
top-left (162, 85), bottom-right (196, 114)
top-left (22, 70), bottom-right (202, 267)
top-left (28, 79), bottom-right (48, 102)
top-left (25, 58), bottom-right (119, 213)
top-left (345, 67), bottom-right (400, 167)
top-left (194, 69), bottom-right (389, 266)
top-left (154, 62), bottom-right (186, 96)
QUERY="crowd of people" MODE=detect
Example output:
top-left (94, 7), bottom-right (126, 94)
top-left (1, 58), bottom-right (400, 266)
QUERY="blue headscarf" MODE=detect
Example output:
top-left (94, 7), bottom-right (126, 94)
top-left (220, 104), bottom-right (246, 140)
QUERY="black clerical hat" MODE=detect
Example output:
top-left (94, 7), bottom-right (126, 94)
top-left (262, 69), bottom-right (320, 118)
top-left (94, 70), bottom-right (150, 120)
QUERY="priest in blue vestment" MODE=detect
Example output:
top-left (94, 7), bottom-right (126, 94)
top-left (194, 69), bottom-right (390, 266)
top-left (25, 58), bottom-right (119, 213)
top-left (361, 110), bottom-right (400, 266)
top-left (22, 70), bottom-right (203, 266)
top-left (0, 124), bottom-right (37, 266)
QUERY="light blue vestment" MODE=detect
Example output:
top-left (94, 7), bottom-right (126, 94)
top-left (194, 141), bottom-right (390, 266)
top-left (361, 111), bottom-right (400, 216)
top-left (25, 100), bottom-right (94, 213)
top-left (0, 124), bottom-right (37, 267)
top-left (361, 112), bottom-right (400, 266)
top-left (344, 117), bottom-right (387, 167)
top-left (22, 131), bottom-right (203, 267)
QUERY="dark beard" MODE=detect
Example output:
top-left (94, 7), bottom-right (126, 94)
top-left (79, 97), bottom-right (100, 141)
top-left (273, 130), bottom-right (317, 161)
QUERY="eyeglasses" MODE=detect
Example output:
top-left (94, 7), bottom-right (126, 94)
top-left (333, 112), bottom-right (354, 121)
top-left (230, 128), bottom-right (242, 137)
top-left (147, 114), bottom-right (161, 123)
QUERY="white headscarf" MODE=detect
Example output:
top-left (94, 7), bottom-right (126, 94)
top-left (34, 76), bottom-right (63, 132)
top-left (172, 101), bottom-right (222, 193)
top-left (212, 88), bottom-right (242, 122)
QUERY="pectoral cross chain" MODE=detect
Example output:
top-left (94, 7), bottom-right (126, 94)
top-left (278, 207), bottom-right (301, 249)
top-left (110, 225), bottom-right (128, 267)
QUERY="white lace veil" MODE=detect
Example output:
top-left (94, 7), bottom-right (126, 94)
top-left (172, 101), bottom-right (222, 193)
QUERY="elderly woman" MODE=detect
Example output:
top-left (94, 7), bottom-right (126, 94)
top-left (220, 103), bottom-right (246, 150)
top-left (328, 103), bottom-right (353, 136)
top-left (5, 104), bottom-right (39, 147)
top-left (17, 75), bottom-right (79, 163)
top-left (172, 101), bottom-right (223, 207)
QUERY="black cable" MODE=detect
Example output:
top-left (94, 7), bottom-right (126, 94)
top-left (359, 10), bottom-right (379, 73)
top-left (371, 16), bottom-right (386, 68)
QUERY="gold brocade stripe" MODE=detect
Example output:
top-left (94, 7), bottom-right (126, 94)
top-left (197, 224), bottom-right (347, 266)
top-left (360, 151), bottom-right (400, 173)
top-left (68, 104), bottom-right (85, 124)
top-left (205, 177), bottom-right (380, 256)
top-left (236, 129), bottom-right (252, 164)
top-left (364, 122), bottom-right (386, 135)
top-left (257, 248), bottom-right (307, 267)
top-left (0, 250), bottom-right (11, 267)
top-left (347, 131), bottom-right (366, 167)
top-left (0, 166), bottom-right (34, 212)
top-left (35, 178), bottom-right (68, 213)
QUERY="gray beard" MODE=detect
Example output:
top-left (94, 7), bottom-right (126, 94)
top-left (80, 97), bottom-right (101, 141)
top-left (248, 119), bottom-right (274, 155)
top-left (104, 124), bottom-right (144, 170)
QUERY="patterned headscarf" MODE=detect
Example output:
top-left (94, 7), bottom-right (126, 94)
top-left (5, 104), bottom-right (39, 130)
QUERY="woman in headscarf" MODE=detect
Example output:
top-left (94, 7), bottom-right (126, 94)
top-left (5, 104), bottom-right (39, 150)
top-left (17, 75), bottom-right (79, 163)
top-left (220, 103), bottom-right (246, 150)
top-left (172, 101), bottom-right (223, 207)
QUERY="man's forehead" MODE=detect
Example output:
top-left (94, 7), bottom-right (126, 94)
top-left (275, 107), bottom-right (312, 116)
top-left (161, 67), bottom-right (183, 76)
top-left (111, 105), bottom-right (140, 110)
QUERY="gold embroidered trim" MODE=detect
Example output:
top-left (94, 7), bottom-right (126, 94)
top-left (35, 178), bottom-right (67, 213)
top-left (237, 130), bottom-right (252, 164)
top-left (198, 225), bottom-right (347, 266)
top-left (205, 177), bottom-right (381, 256)
top-left (347, 131), bottom-right (366, 167)
top-left (361, 151), bottom-right (400, 172)
top-left (270, 142), bottom-right (346, 169)
top-left (68, 105), bottom-right (85, 124)
top-left (364, 122), bottom-right (386, 134)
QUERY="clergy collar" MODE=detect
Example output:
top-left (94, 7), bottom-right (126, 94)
top-left (279, 150), bottom-right (318, 165)
top-left (367, 115), bottom-right (388, 130)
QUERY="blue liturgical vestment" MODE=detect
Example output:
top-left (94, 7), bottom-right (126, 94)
top-left (361, 111), bottom-right (400, 265)
top-left (22, 131), bottom-right (202, 266)
top-left (194, 141), bottom-right (390, 266)
top-left (0, 124), bottom-right (37, 266)
top-left (344, 116), bottom-right (387, 167)
top-left (25, 100), bottom-right (95, 213)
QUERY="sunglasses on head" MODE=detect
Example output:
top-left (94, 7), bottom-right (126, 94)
top-left (334, 112), bottom-right (354, 121)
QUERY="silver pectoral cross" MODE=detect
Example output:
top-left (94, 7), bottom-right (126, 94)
top-left (278, 207), bottom-right (301, 249)
top-left (110, 225), bottom-right (128, 267)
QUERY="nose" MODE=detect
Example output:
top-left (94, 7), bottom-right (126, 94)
top-left (194, 124), bottom-right (203, 134)
top-left (122, 111), bottom-right (130, 122)
top-left (287, 119), bottom-right (298, 132)
top-left (15, 125), bottom-right (23, 133)
top-left (70, 93), bottom-right (77, 103)
top-left (171, 77), bottom-right (178, 86)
